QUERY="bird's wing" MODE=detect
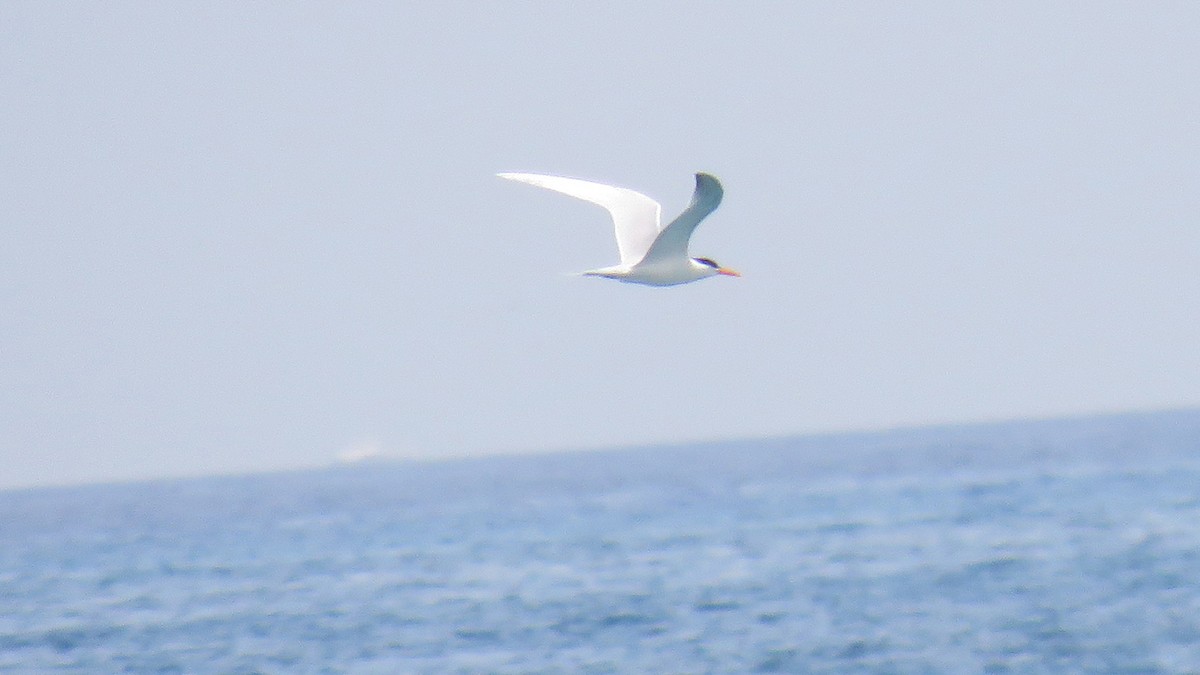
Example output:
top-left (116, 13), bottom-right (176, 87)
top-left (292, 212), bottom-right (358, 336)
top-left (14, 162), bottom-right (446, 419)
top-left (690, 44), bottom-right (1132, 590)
top-left (497, 173), bottom-right (661, 266)
top-left (636, 173), bottom-right (724, 266)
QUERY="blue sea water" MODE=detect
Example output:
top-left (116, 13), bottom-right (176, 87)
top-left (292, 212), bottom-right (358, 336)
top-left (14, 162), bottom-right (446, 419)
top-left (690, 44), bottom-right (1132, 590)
top-left (2, 411), bottom-right (1200, 673)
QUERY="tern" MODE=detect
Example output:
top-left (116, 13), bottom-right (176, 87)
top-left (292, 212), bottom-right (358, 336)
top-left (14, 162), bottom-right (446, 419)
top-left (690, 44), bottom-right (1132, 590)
top-left (498, 172), bottom-right (740, 286)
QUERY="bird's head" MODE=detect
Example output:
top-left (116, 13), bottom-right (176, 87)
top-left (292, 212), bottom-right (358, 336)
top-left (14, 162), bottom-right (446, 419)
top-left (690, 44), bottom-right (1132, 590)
top-left (693, 257), bottom-right (741, 278)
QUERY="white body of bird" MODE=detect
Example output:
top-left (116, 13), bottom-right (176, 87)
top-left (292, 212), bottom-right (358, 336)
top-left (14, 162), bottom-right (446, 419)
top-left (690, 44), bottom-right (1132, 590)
top-left (498, 172), bottom-right (739, 287)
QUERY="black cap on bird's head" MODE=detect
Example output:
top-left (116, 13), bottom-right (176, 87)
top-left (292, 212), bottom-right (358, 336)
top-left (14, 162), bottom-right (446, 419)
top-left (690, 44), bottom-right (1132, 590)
top-left (693, 257), bottom-right (741, 277)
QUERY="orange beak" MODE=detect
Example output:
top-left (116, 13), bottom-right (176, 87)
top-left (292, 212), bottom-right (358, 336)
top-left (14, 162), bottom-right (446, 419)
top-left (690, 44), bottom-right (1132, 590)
top-left (717, 267), bottom-right (741, 277)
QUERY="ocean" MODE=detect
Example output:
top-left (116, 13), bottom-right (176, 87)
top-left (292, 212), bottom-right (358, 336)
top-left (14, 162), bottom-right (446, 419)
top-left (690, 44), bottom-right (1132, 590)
top-left (2, 410), bottom-right (1199, 673)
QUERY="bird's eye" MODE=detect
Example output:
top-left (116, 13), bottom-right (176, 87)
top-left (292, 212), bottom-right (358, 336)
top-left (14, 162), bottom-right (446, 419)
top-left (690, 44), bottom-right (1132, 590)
top-left (694, 257), bottom-right (719, 269)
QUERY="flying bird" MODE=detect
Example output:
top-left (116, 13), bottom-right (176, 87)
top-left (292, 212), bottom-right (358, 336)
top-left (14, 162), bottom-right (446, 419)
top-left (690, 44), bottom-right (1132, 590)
top-left (498, 172), bottom-right (740, 286)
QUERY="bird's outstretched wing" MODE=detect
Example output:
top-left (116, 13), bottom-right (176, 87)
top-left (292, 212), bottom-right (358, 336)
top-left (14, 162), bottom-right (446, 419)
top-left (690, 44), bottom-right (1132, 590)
top-left (498, 173), bottom-right (662, 266)
top-left (637, 173), bottom-right (723, 266)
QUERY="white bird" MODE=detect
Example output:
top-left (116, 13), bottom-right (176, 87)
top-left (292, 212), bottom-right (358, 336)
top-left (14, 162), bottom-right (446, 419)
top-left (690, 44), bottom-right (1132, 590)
top-left (498, 172), bottom-right (740, 286)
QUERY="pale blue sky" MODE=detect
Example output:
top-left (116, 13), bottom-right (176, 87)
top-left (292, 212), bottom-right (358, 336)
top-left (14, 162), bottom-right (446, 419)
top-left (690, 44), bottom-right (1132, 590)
top-left (3, 2), bottom-right (1199, 489)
